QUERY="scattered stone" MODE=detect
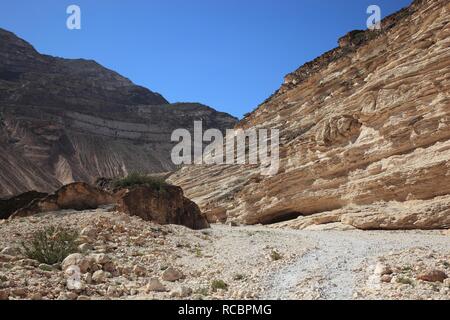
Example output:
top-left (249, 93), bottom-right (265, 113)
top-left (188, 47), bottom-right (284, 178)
top-left (133, 265), bottom-right (147, 277)
top-left (65, 292), bottom-right (78, 300)
top-left (0, 289), bottom-right (9, 300)
top-left (0, 254), bottom-right (15, 262)
top-left (39, 263), bottom-right (56, 272)
top-left (91, 253), bottom-right (110, 265)
top-left (62, 254), bottom-right (92, 273)
top-left (80, 226), bottom-right (97, 239)
top-left (162, 267), bottom-right (183, 282)
top-left (170, 286), bottom-right (192, 298)
top-left (146, 278), bottom-right (167, 292)
top-left (374, 263), bottom-right (393, 276)
top-left (417, 270), bottom-right (448, 283)
top-left (107, 285), bottom-right (122, 297)
top-left (92, 270), bottom-right (108, 283)
top-left (18, 258), bottom-right (39, 267)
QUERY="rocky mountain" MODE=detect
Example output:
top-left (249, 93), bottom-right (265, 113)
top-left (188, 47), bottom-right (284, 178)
top-left (0, 28), bottom-right (238, 198)
top-left (169, 0), bottom-right (450, 230)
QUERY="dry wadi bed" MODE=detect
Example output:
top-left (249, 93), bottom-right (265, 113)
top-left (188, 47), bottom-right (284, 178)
top-left (0, 209), bottom-right (449, 300)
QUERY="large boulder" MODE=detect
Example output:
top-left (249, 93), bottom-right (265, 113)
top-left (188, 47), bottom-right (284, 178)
top-left (0, 191), bottom-right (48, 219)
top-left (10, 182), bottom-right (114, 218)
top-left (115, 185), bottom-right (209, 230)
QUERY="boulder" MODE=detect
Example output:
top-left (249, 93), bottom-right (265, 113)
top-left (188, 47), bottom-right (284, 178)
top-left (162, 267), bottom-right (183, 282)
top-left (417, 270), bottom-right (448, 283)
top-left (10, 183), bottom-right (114, 218)
top-left (146, 278), bottom-right (168, 292)
top-left (115, 185), bottom-right (209, 230)
top-left (62, 253), bottom-right (93, 274)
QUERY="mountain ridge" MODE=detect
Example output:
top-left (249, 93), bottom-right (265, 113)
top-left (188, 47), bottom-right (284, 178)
top-left (0, 28), bottom-right (238, 198)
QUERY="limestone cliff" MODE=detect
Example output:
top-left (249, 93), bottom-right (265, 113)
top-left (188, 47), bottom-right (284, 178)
top-left (170, 0), bottom-right (450, 230)
top-left (0, 29), bottom-right (237, 197)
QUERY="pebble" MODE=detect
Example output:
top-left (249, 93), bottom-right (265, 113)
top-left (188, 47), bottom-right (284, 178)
top-left (62, 253), bottom-right (92, 273)
top-left (146, 278), bottom-right (167, 292)
top-left (170, 286), bottom-right (192, 298)
top-left (132, 265), bottom-right (147, 277)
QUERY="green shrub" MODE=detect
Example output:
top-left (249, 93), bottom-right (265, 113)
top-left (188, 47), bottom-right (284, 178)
top-left (195, 287), bottom-right (209, 296)
top-left (211, 279), bottom-right (228, 292)
top-left (112, 172), bottom-right (169, 192)
top-left (21, 226), bottom-right (79, 265)
top-left (396, 276), bottom-right (414, 286)
top-left (270, 250), bottom-right (282, 261)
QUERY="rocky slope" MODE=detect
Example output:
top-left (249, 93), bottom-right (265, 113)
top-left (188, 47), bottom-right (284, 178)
top-left (0, 28), bottom-right (237, 198)
top-left (170, 0), bottom-right (450, 230)
top-left (0, 210), bottom-right (448, 300)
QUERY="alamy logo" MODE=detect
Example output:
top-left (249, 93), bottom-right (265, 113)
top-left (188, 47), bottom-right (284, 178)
top-left (171, 121), bottom-right (280, 176)
top-left (367, 5), bottom-right (381, 30)
top-left (66, 5), bottom-right (81, 30)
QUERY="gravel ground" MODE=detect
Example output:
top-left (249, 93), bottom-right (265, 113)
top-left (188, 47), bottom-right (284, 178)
top-left (260, 230), bottom-right (450, 300)
top-left (0, 210), bottom-right (449, 300)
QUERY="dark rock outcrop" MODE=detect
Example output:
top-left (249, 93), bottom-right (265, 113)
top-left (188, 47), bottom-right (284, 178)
top-left (0, 191), bottom-right (48, 219)
top-left (10, 182), bottom-right (114, 218)
top-left (115, 185), bottom-right (210, 230)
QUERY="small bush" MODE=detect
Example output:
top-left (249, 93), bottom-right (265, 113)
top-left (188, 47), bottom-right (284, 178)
top-left (396, 276), bottom-right (414, 286)
top-left (21, 226), bottom-right (79, 265)
top-left (194, 247), bottom-right (203, 258)
top-left (195, 287), bottom-right (209, 296)
top-left (270, 250), bottom-right (282, 261)
top-left (211, 279), bottom-right (228, 292)
top-left (112, 172), bottom-right (169, 192)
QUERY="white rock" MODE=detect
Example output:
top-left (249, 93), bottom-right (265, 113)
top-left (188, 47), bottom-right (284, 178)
top-left (62, 253), bottom-right (92, 273)
top-left (80, 226), bottom-right (97, 239)
top-left (91, 253), bottom-right (110, 265)
top-left (78, 243), bottom-right (93, 253)
top-left (133, 265), bottom-right (147, 277)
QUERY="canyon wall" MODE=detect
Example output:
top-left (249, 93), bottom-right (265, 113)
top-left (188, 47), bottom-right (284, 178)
top-left (170, 0), bottom-right (450, 230)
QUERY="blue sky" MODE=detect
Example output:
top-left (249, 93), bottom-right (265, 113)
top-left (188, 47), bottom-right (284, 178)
top-left (0, 0), bottom-right (411, 118)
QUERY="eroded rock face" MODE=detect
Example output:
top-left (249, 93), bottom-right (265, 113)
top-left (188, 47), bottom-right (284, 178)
top-left (115, 185), bottom-right (210, 230)
top-left (0, 28), bottom-right (237, 198)
top-left (170, 0), bottom-right (450, 230)
top-left (0, 191), bottom-right (48, 219)
top-left (10, 183), bottom-right (114, 218)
